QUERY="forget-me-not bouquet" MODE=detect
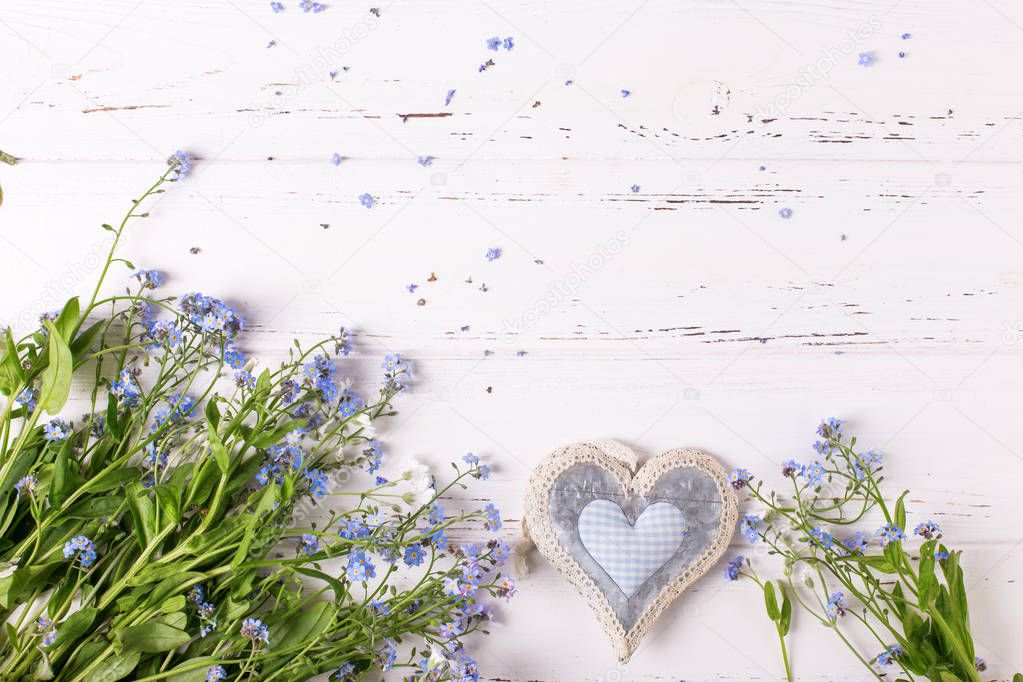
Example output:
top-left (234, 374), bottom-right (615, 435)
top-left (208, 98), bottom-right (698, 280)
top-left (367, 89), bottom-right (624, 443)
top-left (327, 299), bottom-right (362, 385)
top-left (0, 155), bottom-right (512, 681)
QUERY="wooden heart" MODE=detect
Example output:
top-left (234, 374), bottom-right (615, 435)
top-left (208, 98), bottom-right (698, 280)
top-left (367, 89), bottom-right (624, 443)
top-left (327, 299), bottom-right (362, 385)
top-left (524, 440), bottom-right (737, 661)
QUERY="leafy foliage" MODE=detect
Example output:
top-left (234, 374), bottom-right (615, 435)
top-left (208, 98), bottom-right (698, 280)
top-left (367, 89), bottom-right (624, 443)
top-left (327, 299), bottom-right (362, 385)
top-left (727, 420), bottom-right (1011, 682)
top-left (0, 159), bottom-right (511, 681)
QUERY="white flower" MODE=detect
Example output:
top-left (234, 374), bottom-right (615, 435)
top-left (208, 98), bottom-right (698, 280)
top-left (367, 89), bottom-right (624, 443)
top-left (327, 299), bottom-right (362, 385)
top-left (354, 413), bottom-right (375, 438)
top-left (797, 565), bottom-right (814, 588)
top-left (426, 644), bottom-right (450, 673)
top-left (399, 456), bottom-right (435, 508)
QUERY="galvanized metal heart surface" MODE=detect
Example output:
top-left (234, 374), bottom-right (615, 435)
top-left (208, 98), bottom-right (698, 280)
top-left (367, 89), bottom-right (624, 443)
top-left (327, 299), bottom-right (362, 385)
top-left (524, 441), bottom-right (737, 662)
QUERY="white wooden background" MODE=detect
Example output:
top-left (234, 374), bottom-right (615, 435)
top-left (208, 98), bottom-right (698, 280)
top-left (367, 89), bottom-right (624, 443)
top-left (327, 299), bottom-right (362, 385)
top-left (1, 0), bottom-right (1022, 679)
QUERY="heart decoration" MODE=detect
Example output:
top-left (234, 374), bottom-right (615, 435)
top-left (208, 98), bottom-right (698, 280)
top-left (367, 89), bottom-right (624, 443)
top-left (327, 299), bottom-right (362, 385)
top-left (523, 440), bottom-right (737, 661)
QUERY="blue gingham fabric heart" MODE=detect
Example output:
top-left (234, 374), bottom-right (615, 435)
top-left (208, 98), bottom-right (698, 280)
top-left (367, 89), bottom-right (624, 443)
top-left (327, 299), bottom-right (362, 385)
top-left (577, 500), bottom-right (687, 597)
top-left (524, 441), bottom-right (737, 661)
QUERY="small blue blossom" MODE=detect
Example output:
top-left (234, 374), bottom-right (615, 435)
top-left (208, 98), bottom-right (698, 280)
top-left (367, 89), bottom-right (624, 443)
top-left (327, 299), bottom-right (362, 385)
top-left (485, 247), bottom-right (501, 261)
top-left (842, 531), bottom-right (869, 555)
top-left (913, 520), bottom-right (941, 540)
top-left (206, 665), bottom-right (227, 682)
top-left (483, 503), bottom-right (502, 531)
top-left (901, 32), bottom-right (911, 39)
top-left (486, 36), bottom-right (501, 50)
top-left (728, 468), bottom-right (752, 489)
top-left (630, 184), bottom-right (640, 193)
top-left (335, 662), bottom-right (355, 680)
top-left (363, 440), bottom-right (383, 474)
top-left (427, 503), bottom-right (446, 526)
top-left (724, 555), bottom-right (744, 581)
top-left (15, 387), bottom-right (38, 411)
top-left (502, 36), bottom-right (514, 50)
top-left (34, 617), bottom-right (57, 647)
top-left (445, 89), bottom-right (456, 106)
top-left (858, 52), bottom-right (875, 67)
top-left (491, 539), bottom-right (510, 565)
top-left (235, 370), bottom-right (255, 389)
top-left (876, 644), bottom-right (903, 666)
top-left (63, 535), bottom-right (97, 568)
top-left (417, 155), bottom-right (433, 166)
top-left (331, 152), bottom-right (342, 166)
top-left (133, 269), bottom-right (163, 289)
top-left (975, 657), bottom-right (986, 672)
top-left (621, 89), bottom-right (631, 97)
top-left (346, 550), bottom-right (377, 581)
top-left (739, 514), bottom-right (761, 543)
top-left (169, 150), bottom-right (191, 178)
top-left (875, 523), bottom-right (906, 547)
top-left (476, 463), bottom-right (492, 480)
top-left (375, 639), bottom-right (397, 671)
top-left (854, 449), bottom-right (883, 478)
top-left (814, 418), bottom-right (843, 455)
top-left (779, 207), bottom-right (793, 219)
top-left (438, 620), bottom-right (462, 639)
top-left (43, 418), bottom-right (72, 441)
top-left (781, 459), bottom-right (801, 478)
top-left (403, 543), bottom-right (426, 567)
top-left (240, 618), bottom-right (269, 647)
top-left (801, 461), bottom-right (826, 489)
top-left (15, 475), bottom-right (38, 497)
top-left (826, 592), bottom-right (847, 618)
top-left (809, 526), bottom-right (835, 550)
top-left (298, 533), bottom-right (321, 555)
top-left (305, 469), bottom-right (329, 497)
top-left (936, 549), bottom-right (950, 561)
top-left (462, 452), bottom-right (479, 465)
top-left (358, 192), bottom-right (375, 208)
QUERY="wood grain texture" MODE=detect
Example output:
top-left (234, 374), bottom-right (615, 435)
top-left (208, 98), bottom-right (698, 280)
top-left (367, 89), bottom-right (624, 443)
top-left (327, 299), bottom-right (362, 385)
top-left (1, 0), bottom-right (1021, 679)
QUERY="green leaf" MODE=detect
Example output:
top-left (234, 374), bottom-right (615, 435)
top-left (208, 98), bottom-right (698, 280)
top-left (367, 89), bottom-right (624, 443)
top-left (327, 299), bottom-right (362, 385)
top-left (54, 297), bottom-right (80, 341)
top-left (33, 654), bottom-right (54, 680)
top-left (1012, 674), bottom-right (1022, 682)
top-left (160, 596), bottom-right (187, 614)
top-left (70, 320), bottom-right (104, 364)
top-left (845, 554), bottom-right (900, 574)
top-left (208, 428), bottom-right (229, 475)
top-left (894, 490), bottom-right (908, 530)
top-left (249, 420), bottom-right (307, 449)
top-left (166, 659), bottom-right (215, 682)
top-left (56, 607), bottom-right (97, 646)
top-left (39, 320), bottom-right (72, 414)
top-left (778, 586), bottom-right (792, 636)
top-left (918, 540), bottom-right (937, 608)
top-left (154, 484), bottom-right (181, 528)
top-left (48, 439), bottom-right (77, 507)
top-left (230, 484), bottom-right (278, 567)
top-left (124, 482), bottom-right (157, 550)
top-left (0, 328), bottom-right (24, 395)
top-left (0, 570), bottom-right (24, 610)
top-left (763, 580), bottom-right (779, 621)
top-left (204, 398), bottom-right (220, 430)
top-left (90, 650), bottom-right (141, 682)
top-left (184, 458), bottom-right (220, 509)
top-left (263, 601), bottom-right (335, 672)
top-left (116, 622), bottom-right (191, 653)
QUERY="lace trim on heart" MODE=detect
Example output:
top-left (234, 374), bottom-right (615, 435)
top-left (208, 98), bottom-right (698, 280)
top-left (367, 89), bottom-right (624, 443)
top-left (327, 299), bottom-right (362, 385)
top-left (522, 441), bottom-right (738, 662)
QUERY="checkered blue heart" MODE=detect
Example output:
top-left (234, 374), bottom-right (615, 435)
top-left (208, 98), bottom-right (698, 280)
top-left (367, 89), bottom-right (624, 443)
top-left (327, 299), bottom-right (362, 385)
top-left (577, 499), bottom-right (687, 597)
